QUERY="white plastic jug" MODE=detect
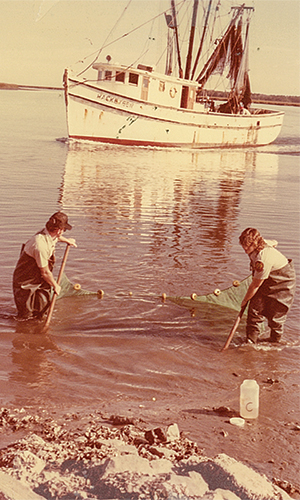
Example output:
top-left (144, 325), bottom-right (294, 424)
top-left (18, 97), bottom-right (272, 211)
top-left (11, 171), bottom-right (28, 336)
top-left (240, 379), bottom-right (259, 419)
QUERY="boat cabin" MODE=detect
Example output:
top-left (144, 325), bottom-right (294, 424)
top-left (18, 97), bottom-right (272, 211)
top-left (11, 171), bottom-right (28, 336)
top-left (92, 61), bottom-right (198, 110)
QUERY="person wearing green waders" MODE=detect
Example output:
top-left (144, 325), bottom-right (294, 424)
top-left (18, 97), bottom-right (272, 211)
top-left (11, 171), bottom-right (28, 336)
top-left (13, 212), bottom-right (77, 320)
top-left (239, 228), bottom-right (296, 344)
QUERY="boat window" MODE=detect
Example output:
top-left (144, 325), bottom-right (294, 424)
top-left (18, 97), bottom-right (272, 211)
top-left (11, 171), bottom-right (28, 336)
top-left (115, 71), bottom-right (125, 83)
top-left (159, 81), bottom-right (165, 92)
top-left (143, 78), bottom-right (149, 89)
top-left (97, 70), bottom-right (103, 81)
top-left (105, 70), bottom-right (112, 81)
top-left (129, 73), bottom-right (139, 85)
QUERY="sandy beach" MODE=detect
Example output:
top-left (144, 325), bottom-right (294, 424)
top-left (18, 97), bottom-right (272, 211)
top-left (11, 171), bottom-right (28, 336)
top-left (0, 404), bottom-right (299, 500)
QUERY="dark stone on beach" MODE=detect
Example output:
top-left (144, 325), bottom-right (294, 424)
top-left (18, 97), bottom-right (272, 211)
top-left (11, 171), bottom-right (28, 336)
top-left (144, 429), bottom-right (156, 444)
top-left (212, 406), bottom-right (239, 418)
top-left (153, 427), bottom-right (167, 442)
top-left (133, 436), bottom-right (148, 446)
top-left (108, 414), bottom-right (136, 426)
top-left (144, 427), bottom-right (168, 445)
top-left (148, 446), bottom-right (165, 458)
top-left (273, 477), bottom-right (300, 496)
top-left (263, 377), bottom-right (280, 385)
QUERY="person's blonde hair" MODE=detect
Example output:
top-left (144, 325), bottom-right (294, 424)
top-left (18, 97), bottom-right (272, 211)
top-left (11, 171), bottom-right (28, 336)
top-left (239, 228), bottom-right (265, 252)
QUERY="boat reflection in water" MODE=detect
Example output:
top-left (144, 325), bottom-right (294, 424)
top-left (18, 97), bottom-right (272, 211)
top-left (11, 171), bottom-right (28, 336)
top-left (59, 143), bottom-right (279, 297)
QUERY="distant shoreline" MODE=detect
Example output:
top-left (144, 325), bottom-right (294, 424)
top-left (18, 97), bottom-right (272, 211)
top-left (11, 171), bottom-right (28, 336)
top-left (0, 82), bottom-right (299, 107)
top-left (0, 83), bottom-right (62, 92)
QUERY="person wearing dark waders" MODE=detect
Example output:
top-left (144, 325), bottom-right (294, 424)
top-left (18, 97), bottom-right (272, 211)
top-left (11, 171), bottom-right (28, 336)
top-left (239, 228), bottom-right (296, 344)
top-left (13, 212), bottom-right (77, 320)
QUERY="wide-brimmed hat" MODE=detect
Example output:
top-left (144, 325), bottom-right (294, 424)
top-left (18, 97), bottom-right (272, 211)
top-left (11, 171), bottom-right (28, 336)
top-left (48, 212), bottom-right (72, 230)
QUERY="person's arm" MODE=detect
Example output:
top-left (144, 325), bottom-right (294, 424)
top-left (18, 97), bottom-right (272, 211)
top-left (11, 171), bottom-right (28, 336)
top-left (241, 277), bottom-right (264, 308)
top-left (58, 234), bottom-right (77, 247)
top-left (40, 266), bottom-right (61, 295)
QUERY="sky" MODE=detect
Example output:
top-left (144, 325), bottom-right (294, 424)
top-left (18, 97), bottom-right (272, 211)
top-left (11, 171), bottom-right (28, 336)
top-left (0, 0), bottom-right (299, 96)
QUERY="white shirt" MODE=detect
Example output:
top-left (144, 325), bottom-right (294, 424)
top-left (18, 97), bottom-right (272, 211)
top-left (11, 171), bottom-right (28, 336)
top-left (24, 229), bottom-right (58, 268)
top-left (250, 240), bottom-right (288, 280)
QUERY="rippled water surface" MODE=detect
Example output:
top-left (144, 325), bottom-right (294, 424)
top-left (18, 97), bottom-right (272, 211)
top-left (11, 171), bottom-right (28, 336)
top-left (0, 90), bottom-right (299, 482)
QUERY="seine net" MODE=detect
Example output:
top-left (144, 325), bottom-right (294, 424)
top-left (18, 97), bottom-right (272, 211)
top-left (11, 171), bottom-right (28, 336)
top-left (168, 276), bottom-right (251, 312)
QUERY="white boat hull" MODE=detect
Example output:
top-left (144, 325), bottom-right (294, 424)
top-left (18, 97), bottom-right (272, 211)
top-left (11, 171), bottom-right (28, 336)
top-left (66, 79), bottom-right (284, 149)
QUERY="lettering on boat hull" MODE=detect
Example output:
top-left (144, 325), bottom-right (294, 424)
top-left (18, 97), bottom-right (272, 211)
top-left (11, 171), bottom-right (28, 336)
top-left (96, 93), bottom-right (134, 109)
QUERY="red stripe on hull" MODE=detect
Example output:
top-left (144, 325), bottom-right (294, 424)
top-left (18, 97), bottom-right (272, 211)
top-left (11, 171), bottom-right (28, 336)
top-left (69, 135), bottom-right (184, 148)
top-left (68, 135), bottom-right (264, 149)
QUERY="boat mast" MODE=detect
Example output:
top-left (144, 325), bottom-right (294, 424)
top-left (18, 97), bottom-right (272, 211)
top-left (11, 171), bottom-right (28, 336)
top-left (181, 0), bottom-right (199, 108)
top-left (171, 0), bottom-right (183, 78)
top-left (184, 0), bottom-right (199, 80)
top-left (191, 0), bottom-right (213, 80)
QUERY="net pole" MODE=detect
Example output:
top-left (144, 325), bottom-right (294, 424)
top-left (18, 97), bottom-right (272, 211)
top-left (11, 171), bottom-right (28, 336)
top-left (43, 244), bottom-right (71, 331)
top-left (221, 302), bottom-right (248, 351)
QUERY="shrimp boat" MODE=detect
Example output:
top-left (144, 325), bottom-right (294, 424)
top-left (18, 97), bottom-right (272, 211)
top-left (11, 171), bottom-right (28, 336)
top-left (64, 0), bottom-right (284, 149)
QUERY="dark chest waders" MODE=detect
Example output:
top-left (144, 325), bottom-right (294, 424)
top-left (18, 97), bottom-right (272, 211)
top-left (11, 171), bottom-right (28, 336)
top-left (13, 245), bottom-right (55, 319)
top-left (247, 260), bottom-right (296, 342)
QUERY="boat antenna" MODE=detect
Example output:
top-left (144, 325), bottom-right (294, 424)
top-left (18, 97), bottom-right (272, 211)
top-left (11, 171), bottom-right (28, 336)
top-left (191, 0), bottom-right (213, 80)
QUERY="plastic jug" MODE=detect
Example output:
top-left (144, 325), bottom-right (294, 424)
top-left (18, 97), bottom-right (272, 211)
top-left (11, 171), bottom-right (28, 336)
top-left (240, 379), bottom-right (259, 419)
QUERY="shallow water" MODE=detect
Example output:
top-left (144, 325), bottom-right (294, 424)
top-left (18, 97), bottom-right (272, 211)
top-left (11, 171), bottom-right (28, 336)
top-left (0, 90), bottom-right (299, 485)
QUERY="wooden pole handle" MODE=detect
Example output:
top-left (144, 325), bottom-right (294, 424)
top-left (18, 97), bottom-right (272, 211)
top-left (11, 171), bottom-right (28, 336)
top-left (221, 303), bottom-right (247, 352)
top-left (43, 244), bottom-right (71, 330)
